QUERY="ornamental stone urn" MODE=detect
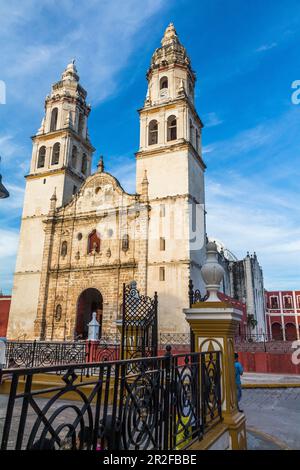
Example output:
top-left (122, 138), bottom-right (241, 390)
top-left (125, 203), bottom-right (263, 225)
top-left (201, 241), bottom-right (225, 302)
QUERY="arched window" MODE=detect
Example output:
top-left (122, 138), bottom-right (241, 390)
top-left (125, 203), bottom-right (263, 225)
top-left (50, 108), bottom-right (58, 132)
top-left (122, 234), bottom-right (129, 252)
top-left (88, 229), bottom-right (101, 253)
top-left (148, 120), bottom-right (158, 145)
top-left (78, 113), bottom-right (85, 137)
top-left (285, 323), bottom-right (297, 341)
top-left (270, 296), bottom-right (279, 309)
top-left (81, 153), bottom-right (87, 174)
top-left (51, 142), bottom-right (60, 165)
top-left (37, 146), bottom-right (46, 168)
top-left (167, 115), bottom-right (177, 141)
top-left (61, 241), bottom-right (67, 257)
top-left (72, 146), bottom-right (77, 169)
top-left (283, 296), bottom-right (293, 309)
top-left (271, 322), bottom-right (283, 341)
top-left (189, 119), bottom-right (194, 146)
top-left (196, 129), bottom-right (200, 153)
top-left (160, 76), bottom-right (168, 89)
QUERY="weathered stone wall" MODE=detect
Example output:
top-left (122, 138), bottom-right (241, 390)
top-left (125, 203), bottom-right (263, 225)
top-left (33, 170), bottom-right (148, 340)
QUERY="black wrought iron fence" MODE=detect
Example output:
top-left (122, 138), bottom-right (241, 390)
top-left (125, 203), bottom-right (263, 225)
top-left (0, 348), bottom-right (222, 450)
top-left (3, 339), bottom-right (123, 370)
top-left (234, 333), bottom-right (269, 343)
top-left (121, 282), bottom-right (158, 360)
top-left (4, 340), bottom-right (87, 369)
top-left (188, 279), bottom-right (208, 307)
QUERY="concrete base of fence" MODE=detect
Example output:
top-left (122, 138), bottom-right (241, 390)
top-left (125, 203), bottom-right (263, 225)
top-left (188, 423), bottom-right (230, 450)
top-left (188, 414), bottom-right (247, 451)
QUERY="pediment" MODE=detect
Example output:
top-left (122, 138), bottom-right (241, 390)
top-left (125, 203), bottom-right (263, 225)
top-left (59, 171), bottom-right (138, 215)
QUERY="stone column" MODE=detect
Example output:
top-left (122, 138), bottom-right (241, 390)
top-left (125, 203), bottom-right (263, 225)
top-left (34, 190), bottom-right (57, 340)
top-left (183, 241), bottom-right (247, 450)
top-left (138, 177), bottom-right (149, 296)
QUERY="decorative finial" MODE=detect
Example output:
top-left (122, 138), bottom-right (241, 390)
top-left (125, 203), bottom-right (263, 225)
top-left (201, 241), bottom-right (225, 302)
top-left (88, 312), bottom-right (100, 341)
top-left (50, 188), bottom-right (57, 201)
top-left (49, 188), bottom-right (57, 215)
top-left (97, 155), bottom-right (104, 173)
top-left (62, 59), bottom-right (79, 82)
top-left (145, 85), bottom-right (151, 106)
top-left (141, 170), bottom-right (149, 202)
top-left (142, 169), bottom-right (148, 184)
top-left (161, 22), bottom-right (179, 46)
top-left (37, 117), bottom-right (45, 135)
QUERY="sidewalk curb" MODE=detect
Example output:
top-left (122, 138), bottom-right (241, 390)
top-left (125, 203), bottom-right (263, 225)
top-left (246, 426), bottom-right (291, 450)
top-left (242, 383), bottom-right (300, 389)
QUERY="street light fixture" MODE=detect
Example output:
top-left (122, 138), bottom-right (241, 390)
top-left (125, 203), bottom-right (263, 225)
top-left (0, 156), bottom-right (9, 199)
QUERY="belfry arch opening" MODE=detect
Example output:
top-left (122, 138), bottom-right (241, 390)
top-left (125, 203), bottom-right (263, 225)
top-left (75, 288), bottom-right (103, 340)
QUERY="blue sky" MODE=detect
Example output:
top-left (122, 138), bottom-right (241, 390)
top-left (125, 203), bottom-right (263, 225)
top-left (0, 0), bottom-right (300, 293)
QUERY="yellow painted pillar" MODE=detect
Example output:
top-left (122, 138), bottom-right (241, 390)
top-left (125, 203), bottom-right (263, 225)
top-left (184, 242), bottom-right (247, 450)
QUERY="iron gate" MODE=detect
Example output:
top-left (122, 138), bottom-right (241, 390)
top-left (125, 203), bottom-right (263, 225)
top-left (121, 281), bottom-right (158, 360)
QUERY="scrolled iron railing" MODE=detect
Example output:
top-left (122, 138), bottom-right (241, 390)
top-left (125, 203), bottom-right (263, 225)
top-left (3, 339), bottom-right (123, 369)
top-left (4, 340), bottom-right (87, 368)
top-left (0, 348), bottom-right (222, 451)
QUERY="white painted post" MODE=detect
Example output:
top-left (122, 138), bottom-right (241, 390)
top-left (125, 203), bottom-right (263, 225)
top-left (0, 339), bottom-right (6, 369)
top-left (88, 312), bottom-right (100, 341)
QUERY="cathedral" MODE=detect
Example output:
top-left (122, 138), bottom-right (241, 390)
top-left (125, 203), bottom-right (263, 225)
top-left (7, 24), bottom-right (207, 341)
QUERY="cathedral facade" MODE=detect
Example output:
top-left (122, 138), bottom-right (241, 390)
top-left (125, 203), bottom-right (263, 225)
top-left (8, 24), bottom-right (207, 340)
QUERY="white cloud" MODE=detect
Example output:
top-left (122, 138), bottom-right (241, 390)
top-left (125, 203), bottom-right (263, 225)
top-left (0, 0), bottom-right (168, 292)
top-left (0, 0), bottom-right (167, 107)
top-left (0, 228), bottom-right (19, 293)
top-left (203, 112), bottom-right (223, 128)
top-left (0, 229), bottom-right (19, 259)
top-left (256, 42), bottom-right (278, 53)
top-left (206, 174), bottom-right (300, 290)
top-left (0, 134), bottom-right (24, 160)
top-left (202, 145), bottom-right (215, 155)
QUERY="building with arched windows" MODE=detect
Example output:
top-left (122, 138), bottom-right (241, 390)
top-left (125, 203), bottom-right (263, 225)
top-left (265, 290), bottom-right (300, 340)
top-left (8, 24), bottom-right (254, 341)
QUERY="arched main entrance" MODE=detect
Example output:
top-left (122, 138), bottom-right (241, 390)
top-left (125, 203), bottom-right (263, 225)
top-left (75, 288), bottom-right (103, 340)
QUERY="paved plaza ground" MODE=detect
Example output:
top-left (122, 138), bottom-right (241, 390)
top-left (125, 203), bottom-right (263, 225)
top-left (1, 385), bottom-right (299, 450)
top-left (242, 388), bottom-right (300, 449)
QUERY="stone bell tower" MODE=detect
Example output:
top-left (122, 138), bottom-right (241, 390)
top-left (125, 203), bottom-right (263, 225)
top-left (136, 24), bottom-right (207, 333)
top-left (8, 61), bottom-right (95, 339)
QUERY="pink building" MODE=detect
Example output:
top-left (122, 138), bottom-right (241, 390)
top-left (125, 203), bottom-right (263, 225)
top-left (0, 294), bottom-right (11, 337)
top-left (265, 290), bottom-right (300, 340)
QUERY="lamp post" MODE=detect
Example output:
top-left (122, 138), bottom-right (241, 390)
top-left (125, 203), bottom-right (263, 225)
top-left (0, 174), bottom-right (9, 199)
top-left (0, 157), bottom-right (9, 199)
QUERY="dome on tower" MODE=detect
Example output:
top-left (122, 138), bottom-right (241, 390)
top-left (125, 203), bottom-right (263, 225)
top-left (61, 59), bottom-right (79, 82)
top-left (161, 23), bottom-right (180, 46)
top-left (148, 23), bottom-right (194, 79)
top-left (208, 237), bottom-right (238, 262)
